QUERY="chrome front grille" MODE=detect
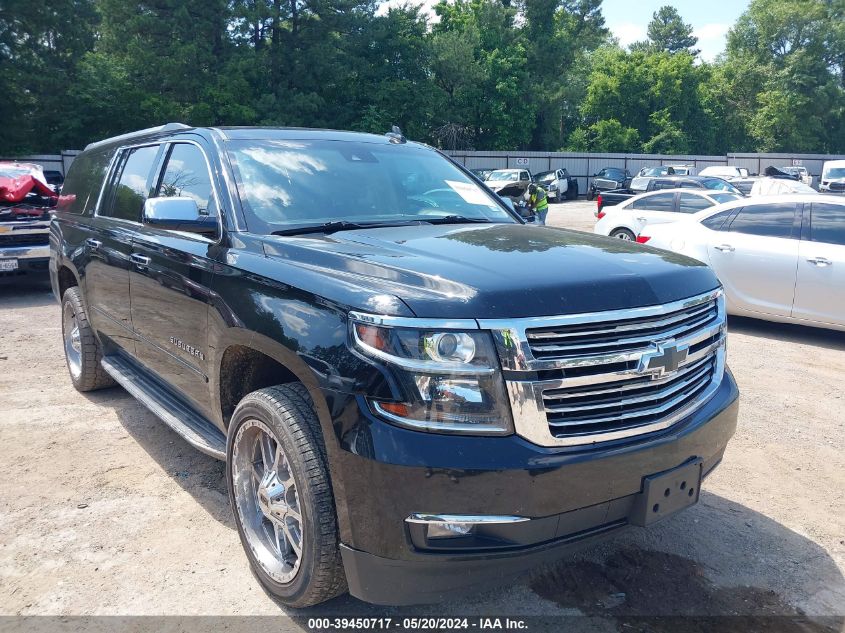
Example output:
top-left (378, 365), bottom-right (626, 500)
top-left (479, 290), bottom-right (727, 447)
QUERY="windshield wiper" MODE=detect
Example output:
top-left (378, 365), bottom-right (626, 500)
top-left (272, 221), bottom-right (404, 236)
top-left (423, 215), bottom-right (492, 225)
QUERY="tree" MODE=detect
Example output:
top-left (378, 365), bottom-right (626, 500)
top-left (631, 6), bottom-right (699, 56)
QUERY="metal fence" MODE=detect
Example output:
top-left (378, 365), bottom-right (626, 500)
top-left (0, 151), bottom-right (81, 177)
top-left (446, 151), bottom-right (845, 194)
top-left (5, 150), bottom-right (844, 195)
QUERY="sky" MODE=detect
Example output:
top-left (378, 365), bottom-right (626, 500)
top-left (376, 0), bottom-right (750, 62)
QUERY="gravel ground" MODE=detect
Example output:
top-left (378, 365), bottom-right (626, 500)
top-left (1, 201), bottom-right (843, 631)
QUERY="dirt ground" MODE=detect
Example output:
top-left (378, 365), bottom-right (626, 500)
top-left (1, 201), bottom-right (843, 631)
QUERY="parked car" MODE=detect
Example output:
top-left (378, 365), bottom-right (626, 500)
top-left (639, 195), bottom-right (845, 331)
top-left (594, 189), bottom-right (742, 241)
top-left (597, 176), bottom-right (742, 212)
top-left (469, 168), bottom-right (495, 181)
top-left (0, 161), bottom-right (57, 279)
top-left (588, 167), bottom-right (631, 200)
top-left (698, 166), bottom-right (749, 180)
top-left (636, 165), bottom-right (692, 177)
top-left (751, 178), bottom-right (817, 197)
top-left (484, 167), bottom-right (533, 200)
top-left (51, 123), bottom-right (738, 607)
top-left (533, 168), bottom-right (579, 201)
top-left (820, 160), bottom-right (845, 193)
top-left (778, 166), bottom-right (812, 187)
top-left (730, 177), bottom-right (762, 197)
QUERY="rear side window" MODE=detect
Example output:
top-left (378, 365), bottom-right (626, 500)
top-left (102, 145), bottom-right (159, 222)
top-left (58, 148), bottom-right (115, 215)
top-left (727, 203), bottom-right (796, 239)
top-left (632, 192), bottom-right (675, 211)
top-left (155, 144), bottom-right (217, 216)
top-left (678, 193), bottom-right (713, 214)
top-left (701, 209), bottom-right (736, 230)
top-left (809, 202), bottom-right (845, 246)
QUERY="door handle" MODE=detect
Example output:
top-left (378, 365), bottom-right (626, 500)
top-left (130, 253), bottom-right (151, 267)
top-left (807, 257), bottom-right (832, 267)
top-left (85, 238), bottom-right (102, 250)
top-left (714, 244), bottom-right (735, 252)
top-left (636, 216), bottom-right (648, 222)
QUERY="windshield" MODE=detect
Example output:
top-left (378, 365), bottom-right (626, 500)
top-left (534, 171), bottom-right (555, 183)
top-left (824, 167), bottom-right (845, 179)
top-left (702, 178), bottom-right (741, 195)
top-left (640, 167), bottom-right (669, 177)
top-left (487, 170), bottom-right (518, 182)
top-left (226, 140), bottom-right (516, 233)
top-left (710, 192), bottom-right (741, 204)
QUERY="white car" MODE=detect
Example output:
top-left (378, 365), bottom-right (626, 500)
top-left (698, 165), bottom-right (749, 180)
top-left (750, 177), bottom-right (817, 196)
top-left (820, 159), bottom-right (845, 194)
top-left (594, 188), bottom-right (742, 241)
top-left (638, 194), bottom-right (845, 331)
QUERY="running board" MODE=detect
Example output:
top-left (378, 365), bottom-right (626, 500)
top-left (101, 356), bottom-right (226, 460)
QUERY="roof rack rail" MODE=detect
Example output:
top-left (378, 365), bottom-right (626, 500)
top-left (84, 123), bottom-right (191, 151)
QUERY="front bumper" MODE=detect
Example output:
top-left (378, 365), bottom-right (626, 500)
top-left (329, 370), bottom-right (739, 604)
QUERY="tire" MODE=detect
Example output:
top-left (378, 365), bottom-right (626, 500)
top-left (227, 384), bottom-right (346, 607)
top-left (587, 188), bottom-right (595, 201)
top-left (61, 286), bottom-right (115, 392)
top-left (610, 228), bottom-right (636, 241)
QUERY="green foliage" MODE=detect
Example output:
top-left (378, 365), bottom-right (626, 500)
top-left (1, 0), bottom-right (843, 155)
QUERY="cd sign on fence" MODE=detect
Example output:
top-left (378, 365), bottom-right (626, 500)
top-left (515, 158), bottom-right (529, 166)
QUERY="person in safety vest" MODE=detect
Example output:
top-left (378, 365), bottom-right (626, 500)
top-left (526, 183), bottom-right (549, 225)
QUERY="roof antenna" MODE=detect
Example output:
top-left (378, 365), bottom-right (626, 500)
top-left (386, 125), bottom-right (406, 144)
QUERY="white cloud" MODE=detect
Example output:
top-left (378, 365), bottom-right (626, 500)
top-left (612, 22), bottom-right (647, 47)
top-left (693, 23), bottom-right (731, 61)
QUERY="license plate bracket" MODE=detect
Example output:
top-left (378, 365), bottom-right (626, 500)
top-left (0, 258), bottom-right (19, 272)
top-left (630, 459), bottom-right (702, 527)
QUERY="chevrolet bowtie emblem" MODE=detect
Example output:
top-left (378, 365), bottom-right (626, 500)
top-left (638, 343), bottom-right (688, 378)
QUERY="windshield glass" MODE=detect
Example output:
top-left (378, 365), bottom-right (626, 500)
top-left (534, 171), bottom-right (555, 183)
top-left (226, 140), bottom-right (515, 233)
top-left (702, 178), bottom-right (741, 195)
top-left (487, 170), bottom-right (518, 182)
top-left (824, 167), bottom-right (845, 179)
top-left (710, 192), bottom-right (741, 204)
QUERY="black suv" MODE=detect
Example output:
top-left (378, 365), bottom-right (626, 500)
top-left (51, 124), bottom-right (739, 607)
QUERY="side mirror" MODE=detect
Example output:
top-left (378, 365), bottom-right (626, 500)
top-left (143, 197), bottom-right (217, 236)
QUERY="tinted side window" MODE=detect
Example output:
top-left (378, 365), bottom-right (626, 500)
top-left (678, 193), bottom-right (713, 214)
top-left (727, 203), bottom-right (796, 239)
top-left (156, 144), bottom-right (217, 216)
top-left (632, 192), bottom-right (675, 211)
top-left (59, 147), bottom-right (115, 215)
top-left (701, 209), bottom-right (736, 230)
top-left (810, 202), bottom-right (845, 246)
top-left (103, 146), bottom-right (159, 222)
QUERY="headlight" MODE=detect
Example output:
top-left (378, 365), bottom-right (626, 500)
top-left (350, 316), bottom-right (513, 435)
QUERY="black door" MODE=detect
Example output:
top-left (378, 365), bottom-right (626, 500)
top-left (84, 144), bottom-right (161, 355)
top-left (129, 141), bottom-right (220, 418)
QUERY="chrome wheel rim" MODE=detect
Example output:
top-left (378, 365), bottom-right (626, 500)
top-left (63, 302), bottom-right (82, 379)
top-left (615, 232), bottom-right (633, 241)
top-left (232, 419), bottom-right (304, 584)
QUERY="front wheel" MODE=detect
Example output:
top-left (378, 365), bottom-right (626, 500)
top-left (610, 228), bottom-right (636, 241)
top-left (227, 384), bottom-right (346, 607)
top-left (587, 188), bottom-right (596, 201)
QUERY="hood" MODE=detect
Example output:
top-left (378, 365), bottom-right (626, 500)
top-left (261, 224), bottom-right (719, 319)
top-left (485, 179), bottom-right (516, 191)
